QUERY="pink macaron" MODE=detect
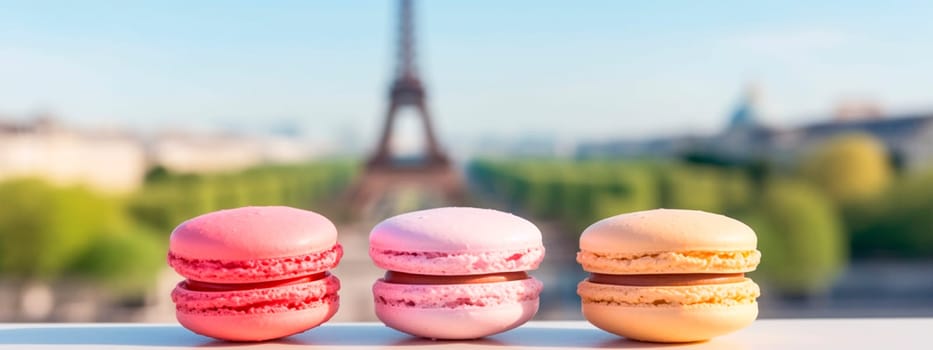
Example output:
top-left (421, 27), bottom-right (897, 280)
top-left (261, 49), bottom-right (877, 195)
top-left (369, 207), bottom-right (545, 340)
top-left (168, 206), bottom-right (342, 341)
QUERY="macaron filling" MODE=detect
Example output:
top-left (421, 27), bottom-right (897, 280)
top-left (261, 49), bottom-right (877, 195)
top-left (588, 273), bottom-right (746, 287)
top-left (183, 272), bottom-right (330, 292)
top-left (383, 271), bottom-right (530, 285)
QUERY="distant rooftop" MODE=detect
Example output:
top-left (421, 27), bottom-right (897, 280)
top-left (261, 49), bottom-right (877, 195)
top-left (793, 113), bottom-right (933, 140)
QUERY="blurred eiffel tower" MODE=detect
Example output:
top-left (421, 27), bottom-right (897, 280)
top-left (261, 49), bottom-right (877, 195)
top-left (346, 0), bottom-right (464, 216)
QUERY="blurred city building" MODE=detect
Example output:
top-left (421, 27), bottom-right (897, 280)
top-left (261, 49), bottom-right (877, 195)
top-left (577, 86), bottom-right (933, 171)
top-left (149, 126), bottom-right (333, 174)
top-left (770, 113), bottom-right (933, 171)
top-left (0, 114), bottom-right (333, 195)
top-left (150, 130), bottom-right (337, 172)
top-left (148, 131), bottom-right (263, 174)
top-left (707, 84), bottom-right (775, 163)
top-left (0, 116), bottom-right (146, 193)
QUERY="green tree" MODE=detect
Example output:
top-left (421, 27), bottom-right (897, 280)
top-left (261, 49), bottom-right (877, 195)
top-left (739, 179), bottom-right (847, 297)
top-left (845, 170), bottom-right (933, 258)
top-left (656, 164), bottom-right (723, 212)
top-left (801, 133), bottom-right (893, 204)
top-left (559, 171), bottom-right (600, 232)
top-left (68, 227), bottom-right (166, 295)
top-left (0, 179), bottom-right (127, 280)
top-left (523, 168), bottom-right (566, 218)
top-left (591, 164), bottom-right (659, 224)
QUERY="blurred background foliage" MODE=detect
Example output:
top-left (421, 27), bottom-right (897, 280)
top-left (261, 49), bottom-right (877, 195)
top-left (0, 160), bottom-right (355, 298)
top-left (0, 179), bottom-right (127, 281)
top-left (800, 133), bottom-right (893, 204)
top-left (738, 179), bottom-right (846, 297)
top-left (0, 131), bottom-right (930, 310)
top-left (469, 133), bottom-right (931, 297)
top-left (130, 161), bottom-right (355, 233)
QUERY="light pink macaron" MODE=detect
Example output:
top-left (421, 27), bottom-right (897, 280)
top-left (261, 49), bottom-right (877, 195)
top-left (369, 207), bottom-right (545, 339)
top-left (168, 206), bottom-right (342, 341)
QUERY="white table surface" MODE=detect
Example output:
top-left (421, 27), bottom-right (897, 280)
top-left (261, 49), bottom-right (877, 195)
top-left (1, 319), bottom-right (930, 349)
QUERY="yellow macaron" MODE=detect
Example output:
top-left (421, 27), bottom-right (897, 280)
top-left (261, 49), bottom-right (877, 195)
top-left (576, 208), bottom-right (761, 343)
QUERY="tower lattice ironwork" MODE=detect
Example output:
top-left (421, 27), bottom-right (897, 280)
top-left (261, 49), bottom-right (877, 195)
top-left (347, 0), bottom-right (463, 216)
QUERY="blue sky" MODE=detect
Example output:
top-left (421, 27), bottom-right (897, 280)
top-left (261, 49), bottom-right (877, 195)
top-left (2, 0), bottom-right (932, 146)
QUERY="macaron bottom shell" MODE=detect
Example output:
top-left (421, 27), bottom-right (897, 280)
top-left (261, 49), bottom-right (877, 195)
top-left (372, 278), bottom-right (542, 340)
top-left (172, 274), bottom-right (340, 341)
top-left (578, 278), bottom-right (758, 342)
top-left (581, 302), bottom-right (758, 343)
top-left (177, 303), bottom-right (339, 342)
top-left (375, 299), bottom-right (539, 340)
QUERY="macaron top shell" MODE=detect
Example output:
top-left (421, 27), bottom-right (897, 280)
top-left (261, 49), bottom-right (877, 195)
top-left (170, 206), bottom-right (338, 261)
top-left (370, 207), bottom-right (541, 252)
top-left (369, 207), bottom-right (545, 275)
top-left (580, 209), bottom-right (757, 255)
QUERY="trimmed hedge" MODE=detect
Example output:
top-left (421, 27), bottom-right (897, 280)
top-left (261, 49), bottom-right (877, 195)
top-left (470, 159), bottom-right (746, 234)
top-left (129, 161), bottom-right (355, 233)
top-left (468, 157), bottom-right (933, 296)
top-left (0, 179), bottom-right (127, 280)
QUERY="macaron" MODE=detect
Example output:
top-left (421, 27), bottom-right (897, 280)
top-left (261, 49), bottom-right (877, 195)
top-left (369, 207), bottom-right (545, 340)
top-left (576, 208), bottom-right (761, 343)
top-left (168, 206), bottom-right (342, 341)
